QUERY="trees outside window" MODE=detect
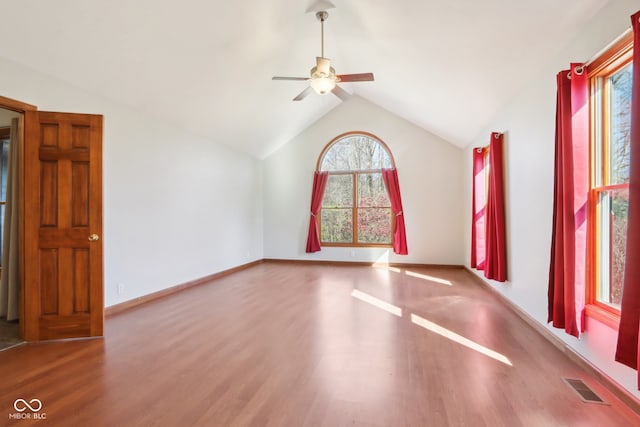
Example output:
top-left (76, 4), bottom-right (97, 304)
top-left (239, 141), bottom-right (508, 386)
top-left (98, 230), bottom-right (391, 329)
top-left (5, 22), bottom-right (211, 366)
top-left (318, 132), bottom-right (394, 246)
top-left (588, 35), bottom-right (632, 314)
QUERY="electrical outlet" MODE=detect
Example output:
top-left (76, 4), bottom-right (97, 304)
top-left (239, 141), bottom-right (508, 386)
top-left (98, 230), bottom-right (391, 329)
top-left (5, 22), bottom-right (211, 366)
top-left (117, 283), bottom-right (124, 295)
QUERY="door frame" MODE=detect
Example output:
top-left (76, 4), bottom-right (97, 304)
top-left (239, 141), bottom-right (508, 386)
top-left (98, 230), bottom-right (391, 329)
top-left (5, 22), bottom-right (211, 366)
top-left (0, 96), bottom-right (37, 339)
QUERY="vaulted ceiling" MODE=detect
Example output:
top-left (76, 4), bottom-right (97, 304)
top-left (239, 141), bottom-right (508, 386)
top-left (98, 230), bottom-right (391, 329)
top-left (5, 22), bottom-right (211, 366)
top-left (0, 0), bottom-right (609, 158)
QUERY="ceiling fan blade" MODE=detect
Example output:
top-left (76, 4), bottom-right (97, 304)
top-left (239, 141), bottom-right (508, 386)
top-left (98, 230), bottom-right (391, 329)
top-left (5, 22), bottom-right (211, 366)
top-left (337, 73), bottom-right (374, 82)
top-left (273, 76), bottom-right (309, 81)
top-left (331, 85), bottom-right (350, 101)
top-left (293, 86), bottom-right (313, 101)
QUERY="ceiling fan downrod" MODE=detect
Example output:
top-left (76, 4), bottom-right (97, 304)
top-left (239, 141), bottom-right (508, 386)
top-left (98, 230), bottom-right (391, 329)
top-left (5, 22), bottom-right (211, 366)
top-left (316, 11), bottom-right (329, 58)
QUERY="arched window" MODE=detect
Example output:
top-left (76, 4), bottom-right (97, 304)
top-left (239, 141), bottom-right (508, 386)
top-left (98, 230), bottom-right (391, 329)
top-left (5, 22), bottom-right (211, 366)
top-left (316, 132), bottom-right (395, 246)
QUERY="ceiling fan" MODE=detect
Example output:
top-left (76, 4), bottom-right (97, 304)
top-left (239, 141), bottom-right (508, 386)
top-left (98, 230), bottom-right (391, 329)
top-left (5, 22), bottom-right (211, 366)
top-left (272, 10), bottom-right (374, 101)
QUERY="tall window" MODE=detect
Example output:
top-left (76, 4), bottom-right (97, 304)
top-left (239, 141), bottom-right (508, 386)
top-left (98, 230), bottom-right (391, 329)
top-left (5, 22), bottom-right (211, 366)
top-left (318, 132), bottom-right (394, 246)
top-left (471, 146), bottom-right (490, 269)
top-left (588, 33), bottom-right (633, 314)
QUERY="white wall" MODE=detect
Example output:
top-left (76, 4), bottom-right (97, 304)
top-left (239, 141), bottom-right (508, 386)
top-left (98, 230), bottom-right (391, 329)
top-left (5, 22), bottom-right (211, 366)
top-left (263, 95), bottom-right (464, 265)
top-left (0, 56), bottom-right (264, 307)
top-left (462, 0), bottom-right (640, 398)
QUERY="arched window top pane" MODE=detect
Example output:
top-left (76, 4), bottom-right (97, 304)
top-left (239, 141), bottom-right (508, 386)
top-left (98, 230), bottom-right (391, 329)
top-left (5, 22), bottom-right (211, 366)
top-left (319, 133), bottom-right (393, 172)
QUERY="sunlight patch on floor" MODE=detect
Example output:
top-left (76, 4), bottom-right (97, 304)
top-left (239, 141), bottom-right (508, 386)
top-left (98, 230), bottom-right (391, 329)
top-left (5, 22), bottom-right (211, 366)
top-left (372, 263), bottom-right (402, 273)
top-left (371, 265), bottom-right (453, 286)
top-left (405, 270), bottom-right (453, 286)
top-left (351, 289), bottom-right (403, 317)
top-left (410, 314), bottom-right (513, 366)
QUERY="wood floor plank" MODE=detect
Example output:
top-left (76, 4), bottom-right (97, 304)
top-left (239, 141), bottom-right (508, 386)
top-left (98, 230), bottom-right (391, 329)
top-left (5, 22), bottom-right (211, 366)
top-left (1, 262), bottom-right (638, 426)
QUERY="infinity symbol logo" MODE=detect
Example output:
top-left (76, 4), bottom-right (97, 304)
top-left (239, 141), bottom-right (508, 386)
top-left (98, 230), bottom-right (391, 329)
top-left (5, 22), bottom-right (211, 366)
top-left (14, 398), bottom-right (43, 412)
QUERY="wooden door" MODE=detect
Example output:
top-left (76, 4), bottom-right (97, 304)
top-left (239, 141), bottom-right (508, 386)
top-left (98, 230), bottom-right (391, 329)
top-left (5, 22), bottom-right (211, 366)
top-left (23, 111), bottom-right (103, 341)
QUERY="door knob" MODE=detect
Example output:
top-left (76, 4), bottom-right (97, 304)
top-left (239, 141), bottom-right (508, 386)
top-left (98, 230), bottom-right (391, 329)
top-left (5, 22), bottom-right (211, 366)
top-left (88, 234), bottom-right (100, 242)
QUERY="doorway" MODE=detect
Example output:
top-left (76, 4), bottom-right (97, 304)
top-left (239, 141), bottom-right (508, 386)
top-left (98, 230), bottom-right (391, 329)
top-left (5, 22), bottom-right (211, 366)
top-left (0, 107), bottom-right (23, 350)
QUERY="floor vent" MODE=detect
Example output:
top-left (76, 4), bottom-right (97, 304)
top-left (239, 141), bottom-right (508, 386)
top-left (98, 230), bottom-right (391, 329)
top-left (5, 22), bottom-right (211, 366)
top-left (562, 378), bottom-right (609, 405)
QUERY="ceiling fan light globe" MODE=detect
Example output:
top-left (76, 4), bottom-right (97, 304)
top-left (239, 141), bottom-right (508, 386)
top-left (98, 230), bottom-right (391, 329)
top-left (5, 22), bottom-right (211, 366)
top-left (310, 76), bottom-right (336, 95)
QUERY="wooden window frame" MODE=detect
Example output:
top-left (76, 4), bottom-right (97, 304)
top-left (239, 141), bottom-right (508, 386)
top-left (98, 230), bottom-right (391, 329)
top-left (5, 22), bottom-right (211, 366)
top-left (317, 131), bottom-right (396, 248)
top-left (585, 31), bottom-right (633, 328)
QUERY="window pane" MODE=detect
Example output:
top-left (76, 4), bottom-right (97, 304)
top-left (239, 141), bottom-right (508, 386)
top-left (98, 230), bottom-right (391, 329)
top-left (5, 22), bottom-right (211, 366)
top-left (608, 63), bottom-right (632, 185)
top-left (0, 139), bottom-right (9, 202)
top-left (358, 173), bottom-right (389, 208)
top-left (320, 135), bottom-right (392, 171)
top-left (0, 204), bottom-right (4, 265)
top-left (0, 139), bottom-right (9, 266)
top-left (321, 209), bottom-right (353, 243)
top-left (597, 187), bottom-right (628, 308)
top-left (358, 208), bottom-right (392, 244)
top-left (322, 174), bottom-right (353, 207)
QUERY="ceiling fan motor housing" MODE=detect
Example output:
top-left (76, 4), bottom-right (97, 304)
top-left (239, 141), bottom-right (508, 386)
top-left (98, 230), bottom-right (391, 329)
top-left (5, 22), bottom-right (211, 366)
top-left (311, 57), bottom-right (336, 78)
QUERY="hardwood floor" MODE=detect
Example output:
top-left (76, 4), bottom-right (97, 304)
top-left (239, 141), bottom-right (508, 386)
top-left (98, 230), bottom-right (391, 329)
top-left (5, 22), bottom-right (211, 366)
top-left (1, 262), bottom-right (638, 426)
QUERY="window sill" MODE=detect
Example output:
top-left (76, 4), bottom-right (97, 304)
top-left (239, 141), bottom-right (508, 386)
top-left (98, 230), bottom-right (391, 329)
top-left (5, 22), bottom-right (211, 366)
top-left (585, 304), bottom-right (620, 330)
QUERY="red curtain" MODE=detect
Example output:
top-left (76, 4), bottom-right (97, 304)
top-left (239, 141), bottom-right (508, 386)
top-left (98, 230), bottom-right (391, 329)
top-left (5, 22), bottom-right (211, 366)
top-left (305, 171), bottom-right (329, 253)
top-left (615, 11), bottom-right (640, 375)
top-left (483, 133), bottom-right (507, 282)
top-left (382, 168), bottom-right (408, 255)
top-left (571, 62), bottom-right (589, 337)
top-left (471, 148), bottom-right (487, 269)
top-left (547, 63), bottom-right (588, 338)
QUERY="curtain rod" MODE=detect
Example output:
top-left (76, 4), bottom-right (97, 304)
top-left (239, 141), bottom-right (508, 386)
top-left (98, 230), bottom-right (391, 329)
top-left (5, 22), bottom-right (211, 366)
top-left (584, 26), bottom-right (632, 67)
top-left (568, 27), bottom-right (631, 78)
top-left (475, 132), bottom-right (503, 152)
